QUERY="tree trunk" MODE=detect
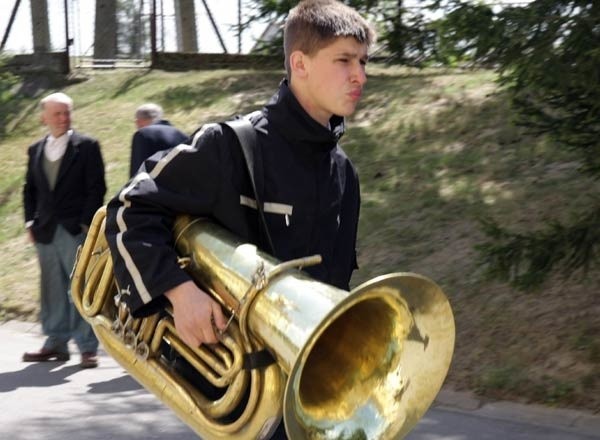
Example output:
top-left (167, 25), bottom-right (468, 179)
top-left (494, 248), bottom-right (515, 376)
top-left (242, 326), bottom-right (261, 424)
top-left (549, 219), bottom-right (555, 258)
top-left (30, 0), bottom-right (50, 53)
top-left (174, 0), bottom-right (198, 53)
top-left (94, 0), bottom-right (118, 61)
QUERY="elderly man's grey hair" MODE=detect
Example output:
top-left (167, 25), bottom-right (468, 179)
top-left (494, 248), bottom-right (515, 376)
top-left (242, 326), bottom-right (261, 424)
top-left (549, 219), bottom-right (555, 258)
top-left (40, 92), bottom-right (73, 110)
top-left (135, 103), bottom-right (164, 123)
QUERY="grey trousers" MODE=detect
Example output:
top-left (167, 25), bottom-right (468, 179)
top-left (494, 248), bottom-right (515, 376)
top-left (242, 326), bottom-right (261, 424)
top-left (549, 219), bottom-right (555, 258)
top-left (35, 225), bottom-right (98, 354)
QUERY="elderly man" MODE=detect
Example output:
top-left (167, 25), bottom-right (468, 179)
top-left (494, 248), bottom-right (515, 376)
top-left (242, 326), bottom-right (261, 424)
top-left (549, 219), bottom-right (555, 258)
top-left (23, 92), bottom-right (106, 368)
top-left (129, 103), bottom-right (188, 177)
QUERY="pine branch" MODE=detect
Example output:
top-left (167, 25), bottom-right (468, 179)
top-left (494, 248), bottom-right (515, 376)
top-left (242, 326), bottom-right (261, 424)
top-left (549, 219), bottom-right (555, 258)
top-left (476, 203), bottom-right (600, 290)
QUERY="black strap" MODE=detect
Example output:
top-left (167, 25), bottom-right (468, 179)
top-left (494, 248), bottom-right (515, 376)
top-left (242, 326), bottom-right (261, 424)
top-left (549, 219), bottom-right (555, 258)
top-left (224, 118), bottom-right (276, 255)
top-left (242, 349), bottom-right (276, 370)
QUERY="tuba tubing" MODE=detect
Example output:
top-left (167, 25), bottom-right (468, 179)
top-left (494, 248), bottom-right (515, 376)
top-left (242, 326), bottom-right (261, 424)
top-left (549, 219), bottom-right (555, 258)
top-left (72, 207), bottom-right (285, 439)
top-left (72, 206), bottom-right (455, 439)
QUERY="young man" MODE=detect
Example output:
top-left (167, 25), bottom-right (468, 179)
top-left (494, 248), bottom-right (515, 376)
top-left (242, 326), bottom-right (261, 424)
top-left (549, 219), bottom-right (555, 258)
top-left (105, 0), bottom-right (374, 436)
top-left (23, 92), bottom-right (106, 368)
top-left (129, 103), bottom-right (188, 177)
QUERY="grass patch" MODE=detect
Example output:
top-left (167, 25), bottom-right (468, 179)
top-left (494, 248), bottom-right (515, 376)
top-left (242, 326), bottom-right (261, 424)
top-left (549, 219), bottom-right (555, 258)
top-left (0, 65), bottom-right (598, 413)
top-left (476, 364), bottom-right (528, 395)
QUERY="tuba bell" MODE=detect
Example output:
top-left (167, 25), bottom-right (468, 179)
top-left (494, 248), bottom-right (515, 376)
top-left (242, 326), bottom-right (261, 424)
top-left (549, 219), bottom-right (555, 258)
top-left (72, 206), bottom-right (455, 439)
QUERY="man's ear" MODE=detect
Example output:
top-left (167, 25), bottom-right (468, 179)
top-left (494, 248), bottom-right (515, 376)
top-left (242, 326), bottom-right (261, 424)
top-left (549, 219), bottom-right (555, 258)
top-left (289, 50), bottom-right (309, 79)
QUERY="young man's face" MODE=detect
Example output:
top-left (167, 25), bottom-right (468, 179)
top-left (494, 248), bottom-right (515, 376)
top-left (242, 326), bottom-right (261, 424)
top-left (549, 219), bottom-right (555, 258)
top-left (41, 101), bottom-right (71, 138)
top-left (294, 36), bottom-right (369, 126)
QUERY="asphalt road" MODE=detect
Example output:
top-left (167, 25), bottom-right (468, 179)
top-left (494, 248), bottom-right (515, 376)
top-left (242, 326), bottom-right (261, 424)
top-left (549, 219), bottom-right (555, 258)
top-left (1, 320), bottom-right (598, 440)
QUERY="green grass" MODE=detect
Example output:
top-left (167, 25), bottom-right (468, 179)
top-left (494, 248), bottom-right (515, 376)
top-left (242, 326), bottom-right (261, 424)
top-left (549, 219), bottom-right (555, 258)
top-left (0, 64), bottom-right (598, 413)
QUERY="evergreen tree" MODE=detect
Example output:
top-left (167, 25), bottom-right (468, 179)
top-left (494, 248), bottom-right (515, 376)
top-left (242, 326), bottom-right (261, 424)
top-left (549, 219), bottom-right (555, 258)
top-left (461, 0), bottom-right (600, 289)
top-left (374, 0), bottom-right (438, 65)
top-left (245, 0), bottom-right (600, 288)
top-left (433, 1), bottom-right (501, 65)
top-left (247, 0), bottom-right (436, 65)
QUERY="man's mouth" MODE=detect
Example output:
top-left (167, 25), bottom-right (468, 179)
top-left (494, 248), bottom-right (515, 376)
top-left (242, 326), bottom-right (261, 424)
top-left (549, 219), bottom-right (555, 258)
top-left (349, 89), bottom-right (362, 101)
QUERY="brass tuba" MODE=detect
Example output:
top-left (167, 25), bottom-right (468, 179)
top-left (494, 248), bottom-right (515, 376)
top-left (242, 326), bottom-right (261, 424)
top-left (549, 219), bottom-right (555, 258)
top-left (72, 206), bottom-right (455, 439)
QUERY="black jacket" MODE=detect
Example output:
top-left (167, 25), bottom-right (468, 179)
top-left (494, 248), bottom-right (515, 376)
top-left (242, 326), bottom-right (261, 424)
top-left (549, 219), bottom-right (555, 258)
top-left (105, 80), bottom-right (360, 317)
top-left (23, 131), bottom-right (106, 244)
top-left (129, 120), bottom-right (188, 177)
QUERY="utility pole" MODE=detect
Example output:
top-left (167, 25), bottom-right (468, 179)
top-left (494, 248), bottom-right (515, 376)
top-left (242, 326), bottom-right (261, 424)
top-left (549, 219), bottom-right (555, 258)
top-left (238, 0), bottom-right (242, 54)
top-left (64, 0), bottom-right (71, 73)
top-left (160, 0), bottom-right (164, 51)
top-left (199, 0), bottom-right (227, 53)
top-left (1, 0), bottom-right (22, 51)
top-left (151, 0), bottom-right (157, 66)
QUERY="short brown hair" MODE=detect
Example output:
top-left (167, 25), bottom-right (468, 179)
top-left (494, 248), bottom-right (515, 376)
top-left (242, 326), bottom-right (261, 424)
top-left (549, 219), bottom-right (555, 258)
top-left (283, 0), bottom-right (376, 77)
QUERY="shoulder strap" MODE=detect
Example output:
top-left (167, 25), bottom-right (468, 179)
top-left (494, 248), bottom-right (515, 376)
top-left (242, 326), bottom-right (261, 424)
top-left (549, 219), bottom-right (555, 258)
top-left (224, 118), bottom-right (276, 255)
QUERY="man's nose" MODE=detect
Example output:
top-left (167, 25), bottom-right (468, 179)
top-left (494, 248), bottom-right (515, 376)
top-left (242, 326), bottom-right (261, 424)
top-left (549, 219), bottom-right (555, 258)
top-left (353, 64), bottom-right (367, 85)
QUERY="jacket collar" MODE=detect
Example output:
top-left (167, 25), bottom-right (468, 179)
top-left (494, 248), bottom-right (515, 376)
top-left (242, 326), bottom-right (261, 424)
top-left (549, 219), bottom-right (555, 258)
top-left (264, 79), bottom-right (345, 154)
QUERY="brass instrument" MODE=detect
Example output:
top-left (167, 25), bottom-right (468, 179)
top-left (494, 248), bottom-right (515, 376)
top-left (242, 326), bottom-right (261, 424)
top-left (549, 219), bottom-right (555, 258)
top-left (72, 206), bottom-right (455, 439)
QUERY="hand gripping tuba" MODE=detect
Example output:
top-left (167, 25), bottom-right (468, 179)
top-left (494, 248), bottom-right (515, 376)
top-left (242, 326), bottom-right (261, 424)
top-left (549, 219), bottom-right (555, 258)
top-left (72, 206), bottom-right (455, 439)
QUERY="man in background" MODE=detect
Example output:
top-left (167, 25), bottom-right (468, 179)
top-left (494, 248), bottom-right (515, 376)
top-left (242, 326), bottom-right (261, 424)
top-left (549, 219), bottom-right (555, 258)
top-left (23, 92), bottom-right (106, 368)
top-left (129, 103), bottom-right (188, 177)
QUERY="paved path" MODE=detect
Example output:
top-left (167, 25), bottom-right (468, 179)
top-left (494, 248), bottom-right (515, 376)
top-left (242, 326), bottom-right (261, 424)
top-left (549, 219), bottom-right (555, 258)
top-left (1, 320), bottom-right (197, 440)
top-left (1, 320), bottom-right (599, 440)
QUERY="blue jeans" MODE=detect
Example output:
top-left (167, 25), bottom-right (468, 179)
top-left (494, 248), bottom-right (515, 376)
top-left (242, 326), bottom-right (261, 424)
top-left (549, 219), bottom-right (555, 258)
top-left (35, 225), bottom-right (98, 354)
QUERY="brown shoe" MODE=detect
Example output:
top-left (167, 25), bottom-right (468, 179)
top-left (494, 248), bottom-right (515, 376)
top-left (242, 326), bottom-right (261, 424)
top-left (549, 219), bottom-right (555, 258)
top-left (80, 352), bottom-right (98, 369)
top-left (23, 348), bottom-right (70, 362)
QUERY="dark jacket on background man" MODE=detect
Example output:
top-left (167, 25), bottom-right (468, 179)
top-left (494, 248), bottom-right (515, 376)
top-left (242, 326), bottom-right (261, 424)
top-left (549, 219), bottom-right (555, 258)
top-left (24, 131), bottom-right (106, 244)
top-left (106, 80), bottom-right (360, 318)
top-left (129, 120), bottom-right (188, 177)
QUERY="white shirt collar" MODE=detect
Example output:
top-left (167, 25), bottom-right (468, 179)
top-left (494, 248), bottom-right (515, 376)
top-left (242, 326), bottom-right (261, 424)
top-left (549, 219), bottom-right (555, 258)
top-left (44, 130), bottom-right (72, 162)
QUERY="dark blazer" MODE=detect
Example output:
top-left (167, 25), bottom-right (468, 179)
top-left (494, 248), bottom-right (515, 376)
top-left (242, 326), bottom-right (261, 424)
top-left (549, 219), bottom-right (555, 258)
top-left (129, 120), bottom-right (188, 177)
top-left (23, 131), bottom-right (106, 244)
